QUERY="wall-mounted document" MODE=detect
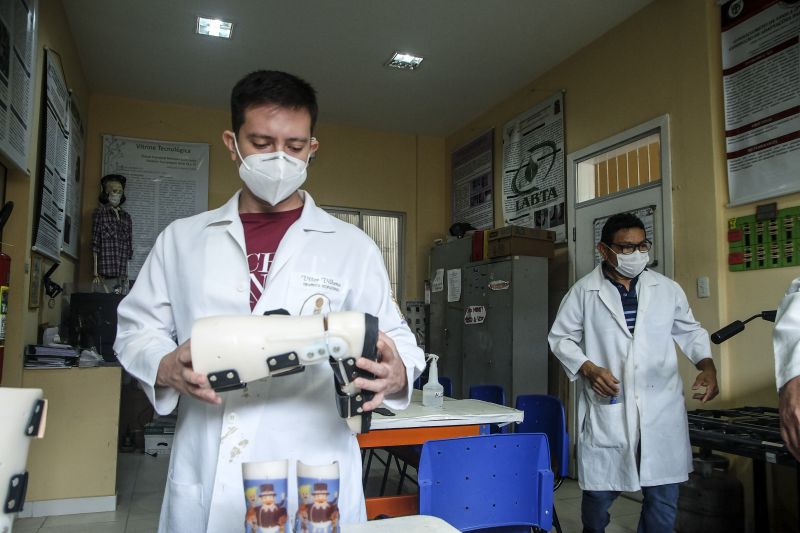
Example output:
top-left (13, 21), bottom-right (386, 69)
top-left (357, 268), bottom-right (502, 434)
top-left (102, 135), bottom-right (209, 280)
top-left (0, 0), bottom-right (36, 172)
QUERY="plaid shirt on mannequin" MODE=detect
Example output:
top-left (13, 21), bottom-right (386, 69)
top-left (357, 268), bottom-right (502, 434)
top-left (92, 205), bottom-right (133, 278)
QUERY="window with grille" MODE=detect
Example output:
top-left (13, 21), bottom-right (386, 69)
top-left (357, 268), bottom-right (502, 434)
top-left (325, 206), bottom-right (404, 299)
top-left (576, 133), bottom-right (661, 203)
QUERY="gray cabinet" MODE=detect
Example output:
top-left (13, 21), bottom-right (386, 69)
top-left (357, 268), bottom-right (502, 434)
top-left (428, 243), bottom-right (549, 401)
top-left (426, 238), bottom-right (472, 397)
top-left (461, 256), bottom-right (548, 401)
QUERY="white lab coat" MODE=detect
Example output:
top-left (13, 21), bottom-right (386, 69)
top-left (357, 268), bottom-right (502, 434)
top-left (114, 190), bottom-right (425, 533)
top-left (774, 276), bottom-right (800, 390)
top-left (548, 265), bottom-right (711, 491)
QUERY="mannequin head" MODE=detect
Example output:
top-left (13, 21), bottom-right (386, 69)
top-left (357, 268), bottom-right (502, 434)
top-left (99, 174), bottom-right (127, 207)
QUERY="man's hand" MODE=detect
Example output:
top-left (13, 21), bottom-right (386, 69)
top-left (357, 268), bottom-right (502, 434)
top-left (692, 358), bottom-right (719, 403)
top-left (156, 339), bottom-right (221, 405)
top-left (353, 331), bottom-right (408, 411)
top-left (779, 375), bottom-right (800, 461)
top-left (579, 360), bottom-right (620, 398)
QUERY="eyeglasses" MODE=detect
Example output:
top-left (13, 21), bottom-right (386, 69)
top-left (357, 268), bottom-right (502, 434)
top-left (606, 240), bottom-right (652, 255)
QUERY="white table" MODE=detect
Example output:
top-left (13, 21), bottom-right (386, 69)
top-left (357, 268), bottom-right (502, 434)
top-left (343, 515), bottom-right (459, 532)
top-left (369, 390), bottom-right (523, 430)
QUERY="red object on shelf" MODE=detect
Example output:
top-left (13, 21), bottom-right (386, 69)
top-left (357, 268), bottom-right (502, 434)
top-left (471, 230), bottom-right (485, 261)
top-left (0, 251), bottom-right (9, 384)
top-left (728, 251), bottom-right (745, 265)
top-left (727, 228), bottom-right (743, 242)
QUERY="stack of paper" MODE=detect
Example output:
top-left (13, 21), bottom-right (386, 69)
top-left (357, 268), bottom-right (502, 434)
top-left (24, 344), bottom-right (79, 369)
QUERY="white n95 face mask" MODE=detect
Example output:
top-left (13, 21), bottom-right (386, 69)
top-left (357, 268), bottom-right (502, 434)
top-left (108, 192), bottom-right (122, 207)
top-left (613, 249), bottom-right (649, 278)
top-left (234, 137), bottom-right (310, 205)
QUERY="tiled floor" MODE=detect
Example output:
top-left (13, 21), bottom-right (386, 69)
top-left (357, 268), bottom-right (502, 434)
top-left (12, 451), bottom-right (645, 532)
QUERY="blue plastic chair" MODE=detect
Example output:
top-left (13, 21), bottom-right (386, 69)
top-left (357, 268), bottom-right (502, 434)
top-left (469, 384), bottom-right (509, 434)
top-left (514, 394), bottom-right (570, 533)
top-left (468, 384), bottom-right (505, 405)
top-left (439, 376), bottom-right (453, 398)
top-left (418, 433), bottom-right (554, 532)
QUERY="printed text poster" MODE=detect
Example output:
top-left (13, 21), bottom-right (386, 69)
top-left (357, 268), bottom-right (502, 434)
top-left (721, 0), bottom-right (800, 205)
top-left (451, 130), bottom-right (494, 229)
top-left (501, 93), bottom-right (566, 242)
top-left (102, 135), bottom-right (209, 279)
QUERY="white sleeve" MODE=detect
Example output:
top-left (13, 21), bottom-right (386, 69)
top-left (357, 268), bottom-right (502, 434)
top-left (114, 232), bottom-right (180, 415)
top-left (348, 242), bottom-right (425, 410)
top-left (670, 282), bottom-right (712, 365)
top-left (774, 277), bottom-right (800, 390)
top-left (548, 285), bottom-right (589, 381)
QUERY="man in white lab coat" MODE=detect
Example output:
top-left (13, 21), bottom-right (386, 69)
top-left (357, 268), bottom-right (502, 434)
top-left (774, 276), bottom-right (800, 461)
top-left (114, 70), bottom-right (425, 532)
top-left (548, 212), bottom-right (718, 533)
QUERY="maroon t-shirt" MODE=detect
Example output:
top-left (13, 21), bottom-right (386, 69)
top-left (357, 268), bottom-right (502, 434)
top-left (240, 207), bottom-right (303, 310)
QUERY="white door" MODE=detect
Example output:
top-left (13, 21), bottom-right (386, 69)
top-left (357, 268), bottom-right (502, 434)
top-left (564, 115), bottom-right (674, 477)
top-left (568, 115), bottom-right (673, 281)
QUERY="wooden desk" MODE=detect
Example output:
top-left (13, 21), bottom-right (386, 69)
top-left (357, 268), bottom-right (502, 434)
top-left (20, 366), bottom-right (121, 516)
top-left (358, 391), bottom-right (523, 518)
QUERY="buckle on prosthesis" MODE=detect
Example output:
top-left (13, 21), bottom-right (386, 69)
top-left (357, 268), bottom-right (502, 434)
top-left (1, 389), bottom-right (47, 531)
top-left (192, 311), bottom-right (380, 433)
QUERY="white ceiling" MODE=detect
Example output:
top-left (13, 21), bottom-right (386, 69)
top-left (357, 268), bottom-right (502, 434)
top-left (62, 0), bottom-right (654, 136)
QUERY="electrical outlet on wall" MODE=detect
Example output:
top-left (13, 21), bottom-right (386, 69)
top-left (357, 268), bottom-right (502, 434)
top-left (697, 276), bottom-right (710, 298)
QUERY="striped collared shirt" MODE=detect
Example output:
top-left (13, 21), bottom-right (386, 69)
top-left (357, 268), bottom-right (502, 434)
top-left (603, 264), bottom-right (642, 333)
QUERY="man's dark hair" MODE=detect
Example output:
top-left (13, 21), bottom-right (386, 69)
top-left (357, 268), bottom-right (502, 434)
top-left (230, 70), bottom-right (318, 136)
top-left (601, 212), bottom-right (645, 244)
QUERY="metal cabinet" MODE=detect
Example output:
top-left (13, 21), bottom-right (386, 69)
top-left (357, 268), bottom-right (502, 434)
top-left (426, 238), bottom-right (472, 397)
top-left (460, 256), bottom-right (548, 401)
top-left (428, 242), bottom-right (549, 401)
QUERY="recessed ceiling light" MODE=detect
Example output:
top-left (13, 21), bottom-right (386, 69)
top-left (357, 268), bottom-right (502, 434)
top-left (384, 51), bottom-right (424, 71)
top-left (196, 16), bottom-right (233, 39)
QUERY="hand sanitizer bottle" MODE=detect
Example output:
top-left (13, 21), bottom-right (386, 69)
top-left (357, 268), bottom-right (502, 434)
top-left (422, 353), bottom-right (444, 408)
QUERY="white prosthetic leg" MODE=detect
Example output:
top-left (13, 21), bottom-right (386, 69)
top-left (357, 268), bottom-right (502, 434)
top-left (0, 388), bottom-right (47, 533)
top-left (192, 311), bottom-right (379, 433)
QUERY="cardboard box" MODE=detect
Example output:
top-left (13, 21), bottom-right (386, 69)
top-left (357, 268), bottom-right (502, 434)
top-left (487, 225), bottom-right (555, 259)
top-left (144, 433), bottom-right (174, 456)
top-left (487, 225), bottom-right (556, 242)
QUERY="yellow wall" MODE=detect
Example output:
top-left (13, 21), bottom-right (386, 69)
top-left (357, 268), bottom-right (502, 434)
top-left (445, 0), bottom-right (800, 408)
top-left (80, 94), bottom-right (447, 301)
top-left (445, 0), bottom-right (799, 525)
top-left (1, 0), bottom-right (90, 387)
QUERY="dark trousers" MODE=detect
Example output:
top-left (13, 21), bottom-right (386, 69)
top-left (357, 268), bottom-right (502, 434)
top-left (581, 483), bottom-right (679, 533)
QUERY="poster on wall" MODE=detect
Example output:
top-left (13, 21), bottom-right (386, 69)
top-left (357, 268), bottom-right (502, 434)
top-left (721, 0), bottom-right (800, 206)
top-left (0, 0), bottom-right (36, 173)
top-left (101, 135), bottom-right (209, 280)
top-left (451, 130), bottom-right (494, 229)
top-left (501, 92), bottom-right (566, 242)
top-left (62, 94), bottom-right (84, 259)
top-left (32, 50), bottom-right (69, 262)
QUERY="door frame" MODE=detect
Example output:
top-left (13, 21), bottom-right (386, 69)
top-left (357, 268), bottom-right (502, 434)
top-left (566, 114), bottom-right (674, 284)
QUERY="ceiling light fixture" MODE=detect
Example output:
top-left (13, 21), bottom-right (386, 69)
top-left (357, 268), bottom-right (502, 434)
top-left (196, 16), bottom-right (233, 39)
top-left (384, 51), bottom-right (424, 71)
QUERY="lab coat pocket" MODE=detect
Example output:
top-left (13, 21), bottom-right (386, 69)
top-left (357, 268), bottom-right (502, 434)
top-left (587, 403), bottom-right (625, 449)
top-left (164, 474), bottom-right (205, 532)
